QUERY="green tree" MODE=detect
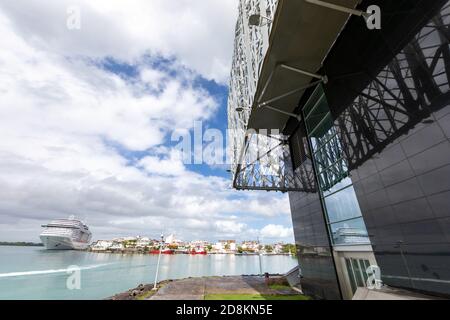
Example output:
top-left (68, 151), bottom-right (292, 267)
top-left (282, 244), bottom-right (297, 256)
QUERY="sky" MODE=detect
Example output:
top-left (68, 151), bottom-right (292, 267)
top-left (0, 0), bottom-right (294, 244)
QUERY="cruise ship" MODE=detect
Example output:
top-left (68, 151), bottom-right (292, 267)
top-left (40, 217), bottom-right (92, 250)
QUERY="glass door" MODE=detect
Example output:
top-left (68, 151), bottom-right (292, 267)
top-left (345, 258), bottom-right (371, 294)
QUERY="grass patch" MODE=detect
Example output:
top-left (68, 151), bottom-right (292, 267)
top-left (136, 290), bottom-right (156, 300)
top-left (205, 294), bottom-right (310, 300)
top-left (268, 284), bottom-right (292, 290)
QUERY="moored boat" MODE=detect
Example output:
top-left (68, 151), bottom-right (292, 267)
top-left (190, 247), bottom-right (207, 255)
top-left (149, 248), bottom-right (175, 254)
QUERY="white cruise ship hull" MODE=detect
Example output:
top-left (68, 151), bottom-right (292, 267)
top-left (40, 235), bottom-right (89, 250)
top-left (40, 217), bottom-right (92, 250)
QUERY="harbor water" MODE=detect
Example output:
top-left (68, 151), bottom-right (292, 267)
top-left (0, 246), bottom-right (298, 299)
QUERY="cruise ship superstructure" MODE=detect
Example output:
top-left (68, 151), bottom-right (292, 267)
top-left (40, 217), bottom-right (92, 250)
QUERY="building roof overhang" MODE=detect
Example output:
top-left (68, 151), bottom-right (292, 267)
top-left (247, 0), bottom-right (361, 131)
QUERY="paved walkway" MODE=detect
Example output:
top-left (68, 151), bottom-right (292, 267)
top-left (148, 276), bottom-right (295, 300)
top-left (353, 287), bottom-right (443, 300)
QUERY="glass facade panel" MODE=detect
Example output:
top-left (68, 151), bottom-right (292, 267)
top-left (330, 218), bottom-right (370, 245)
top-left (324, 185), bottom-right (363, 223)
top-left (362, 259), bottom-right (371, 271)
top-left (323, 177), bottom-right (352, 197)
top-left (288, 124), bottom-right (342, 300)
top-left (351, 259), bottom-right (365, 287)
top-left (303, 84), bottom-right (327, 117)
top-left (304, 85), bottom-right (370, 246)
top-left (306, 102), bottom-right (332, 137)
top-left (359, 259), bottom-right (369, 283)
top-left (345, 258), bottom-right (357, 294)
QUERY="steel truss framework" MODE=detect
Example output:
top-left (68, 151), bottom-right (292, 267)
top-left (228, 0), bottom-right (279, 188)
top-left (229, 1), bottom-right (450, 193)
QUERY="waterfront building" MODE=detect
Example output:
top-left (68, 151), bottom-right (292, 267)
top-left (241, 240), bottom-right (260, 252)
top-left (91, 240), bottom-right (113, 251)
top-left (273, 243), bottom-right (284, 254)
top-left (109, 241), bottom-right (124, 251)
top-left (228, 0), bottom-right (450, 299)
top-left (188, 240), bottom-right (211, 251)
top-left (212, 242), bottom-right (224, 253)
top-left (214, 240), bottom-right (237, 253)
top-left (136, 237), bottom-right (151, 248)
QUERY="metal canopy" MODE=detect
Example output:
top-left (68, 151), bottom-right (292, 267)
top-left (228, 0), bottom-right (450, 193)
top-left (228, 0), bottom-right (361, 192)
top-left (247, 0), bottom-right (361, 131)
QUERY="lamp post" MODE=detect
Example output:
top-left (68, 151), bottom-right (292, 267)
top-left (153, 233), bottom-right (164, 291)
top-left (395, 240), bottom-right (415, 289)
top-left (257, 236), bottom-right (262, 276)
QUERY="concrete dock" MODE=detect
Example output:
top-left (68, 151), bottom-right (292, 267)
top-left (149, 275), bottom-right (297, 300)
top-left (109, 275), bottom-right (304, 300)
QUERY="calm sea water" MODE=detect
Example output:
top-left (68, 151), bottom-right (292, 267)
top-left (0, 246), bottom-right (298, 300)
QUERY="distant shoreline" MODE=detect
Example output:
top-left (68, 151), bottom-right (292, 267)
top-left (0, 242), bottom-right (44, 247)
top-left (87, 248), bottom-right (295, 256)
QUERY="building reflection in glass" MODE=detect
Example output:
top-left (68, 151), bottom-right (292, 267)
top-left (304, 86), bottom-right (370, 246)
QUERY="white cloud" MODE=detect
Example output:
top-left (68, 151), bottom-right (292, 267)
top-left (140, 68), bottom-right (169, 92)
top-left (138, 151), bottom-right (186, 177)
top-left (260, 224), bottom-right (294, 239)
top-left (0, 10), bottom-right (218, 151)
top-left (0, 1), bottom-right (295, 244)
top-left (215, 220), bottom-right (246, 234)
top-left (0, 0), bottom-right (238, 84)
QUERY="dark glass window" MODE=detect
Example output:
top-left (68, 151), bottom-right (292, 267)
top-left (303, 85), bottom-right (370, 246)
top-left (324, 186), bottom-right (363, 223)
top-left (330, 217), bottom-right (370, 245)
top-left (289, 126), bottom-right (309, 170)
top-left (345, 259), bottom-right (357, 293)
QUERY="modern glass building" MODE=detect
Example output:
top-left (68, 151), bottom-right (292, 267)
top-left (228, 0), bottom-right (450, 299)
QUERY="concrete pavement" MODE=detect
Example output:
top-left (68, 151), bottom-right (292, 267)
top-left (148, 275), bottom-right (297, 300)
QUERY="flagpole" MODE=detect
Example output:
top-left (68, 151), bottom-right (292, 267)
top-left (257, 236), bottom-right (262, 276)
top-left (153, 233), bottom-right (164, 290)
